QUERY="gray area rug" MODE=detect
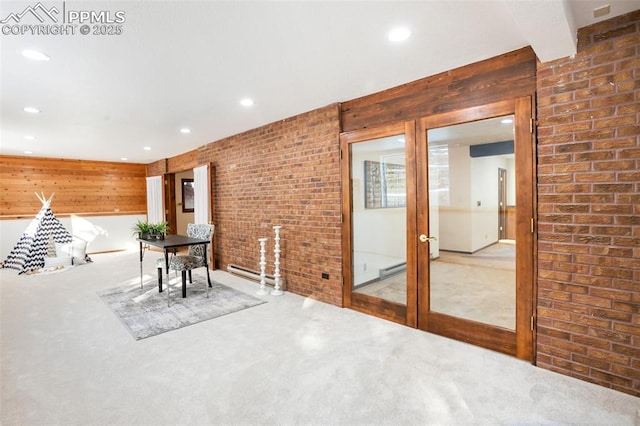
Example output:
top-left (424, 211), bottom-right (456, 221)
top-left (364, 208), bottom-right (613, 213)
top-left (99, 279), bottom-right (266, 340)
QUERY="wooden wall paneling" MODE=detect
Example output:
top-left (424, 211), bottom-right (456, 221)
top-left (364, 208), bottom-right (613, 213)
top-left (0, 155), bottom-right (147, 216)
top-left (164, 174), bottom-right (177, 235)
top-left (146, 159), bottom-right (167, 177)
top-left (341, 47), bottom-right (537, 132)
top-left (167, 150), bottom-right (198, 174)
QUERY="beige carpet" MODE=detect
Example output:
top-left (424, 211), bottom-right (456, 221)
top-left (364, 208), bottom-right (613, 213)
top-left (355, 242), bottom-right (516, 328)
top-left (1, 249), bottom-right (638, 425)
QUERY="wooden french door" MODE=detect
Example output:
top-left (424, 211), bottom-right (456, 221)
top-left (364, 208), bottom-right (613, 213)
top-left (416, 98), bottom-right (535, 360)
top-left (340, 122), bottom-right (418, 326)
top-left (341, 97), bottom-right (535, 361)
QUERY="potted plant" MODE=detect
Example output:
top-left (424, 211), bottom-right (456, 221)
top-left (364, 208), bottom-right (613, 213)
top-left (132, 220), bottom-right (152, 240)
top-left (150, 221), bottom-right (169, 240)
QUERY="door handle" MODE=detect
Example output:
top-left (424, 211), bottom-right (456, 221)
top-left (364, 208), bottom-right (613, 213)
top-left (419, 234), bottom-right (437, 243)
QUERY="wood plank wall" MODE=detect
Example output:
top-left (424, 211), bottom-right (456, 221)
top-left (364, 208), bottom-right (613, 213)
top-left (341, 47), bottom-right (537, 132)
top-left (146, 159), bottom-right (167, 176)
top-left (145, 150), bottom-right (198, 177)
top-left (0, 155), bottom-right (147, 218)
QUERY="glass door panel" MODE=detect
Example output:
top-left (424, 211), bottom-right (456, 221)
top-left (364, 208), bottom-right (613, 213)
top-left (426, 115), bottom-right (516, 329)
top-left (351, 135), bottom-right (407, 306)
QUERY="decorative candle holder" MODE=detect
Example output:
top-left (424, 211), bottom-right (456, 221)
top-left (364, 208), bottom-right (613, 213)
top-left (271, 225), bottom-right (283, 296)
top-left (257, 237), bottom-right (269, 295)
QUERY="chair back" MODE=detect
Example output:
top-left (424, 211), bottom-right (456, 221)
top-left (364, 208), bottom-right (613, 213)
top-left (186, 223), bottom-right (215, 258)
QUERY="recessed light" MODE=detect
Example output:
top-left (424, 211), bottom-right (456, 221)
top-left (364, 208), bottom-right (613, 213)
top-left (21, 49), bottom-right (50, 61)
top-left (388, 27), bottom-right (411, 42)
top-left (24, 135), bottom-right (35, 140)
top-left (24, 150), bottom-right (33, 154)
top-left (501, 118), bottom-right (513, 124)
top-left (180, 128), bottom-right (191, 134)
top-left (121, 157), bottom-right (128, 161)
top-left (143, 146), bottom-right (151, 151)
top-left (240, 98), bottom-right (254, 107)
top-left (23, 106), bottom-right (40, 113)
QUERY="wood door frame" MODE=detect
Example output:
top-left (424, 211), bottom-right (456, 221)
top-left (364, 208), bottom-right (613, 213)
top-left (340, 121), bottom-right (418, 326)
top-left (164, 164), bottom-right (217, 269)
top-left (416, 97), bottom-right (536, 361)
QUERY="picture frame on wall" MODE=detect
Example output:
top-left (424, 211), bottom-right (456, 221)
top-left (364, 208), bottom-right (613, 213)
top-left (182, 178), bottom-right (194, 213)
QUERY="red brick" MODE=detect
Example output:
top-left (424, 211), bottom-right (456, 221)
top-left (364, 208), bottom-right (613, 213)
top-left (612, 343), bottom-right (640, 358)
top-left (613, 323), bottom-right (640, 336)
top-left (587, 348), bottom-right (630, 365)
top-left (574, 172), bottom-right (615, 182)
top-left (589, 327), bottom-right (632, 344)
top-left (589, 369), bottom-right (633, 388)
top-left (572, 314), bottom-right (611, 329)
top-left (574, 129), bottom-right (616, 140)
top-left (594, 160), bottom-right (636, 171)
top-left (555, 121), bottom-right (592, 133)
top-left (593, 137), bottom-right (637, 149)
top-left (572, 294), bottom-right (612, 309)
top-left (572, 353), bottom-right (611, 370)
top-left (592, 308), bottom-right (633, 322)
top-left (572, 334), bottom-right (611, 350)
top-left (538, 344), bottom-right (572, 359)
top-left (612, 365), bottom-right (640, 381)
top-left (572, 275), bottom-right (613, 289)
top-left (594, 116), bottom-right (636, 128)
top-left (537, 326), bottom-right (571, 340)
top-left (551, 359), bottom-right (591, 375)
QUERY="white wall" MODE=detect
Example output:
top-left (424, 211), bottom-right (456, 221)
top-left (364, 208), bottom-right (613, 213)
top-left (1, 214), bottom-right (146, 259)
top-left (438, 147), bottom-right (512, 253)
top-left (439, 145), bottom-right (472, 252)
top-left (470, 155), bottom-right (508, 251)
top-left (351, 144), bottom-right (406, 285)
top-left (506, 157), bottom-right (516, 206)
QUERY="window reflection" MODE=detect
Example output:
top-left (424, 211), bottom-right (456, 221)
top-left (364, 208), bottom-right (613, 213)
top-left (428, 115), bottom-right (516, 329)
top-left (351, 135), bottom-right (407, 306)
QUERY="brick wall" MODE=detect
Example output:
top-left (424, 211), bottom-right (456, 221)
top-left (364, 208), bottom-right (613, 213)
top-left (198, 104), bottom-right (343, 306)
top-left (536, 11), bottom-right (639, 397)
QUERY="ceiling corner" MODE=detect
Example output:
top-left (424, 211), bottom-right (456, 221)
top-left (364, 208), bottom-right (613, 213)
top-left (504, 0), bottom-right (578, 63)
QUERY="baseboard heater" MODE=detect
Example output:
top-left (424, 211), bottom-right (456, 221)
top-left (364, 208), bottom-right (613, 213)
top-left (226, 263), bottom-right (287, 291)
top-left (379, 262), bottom-right (406, 280)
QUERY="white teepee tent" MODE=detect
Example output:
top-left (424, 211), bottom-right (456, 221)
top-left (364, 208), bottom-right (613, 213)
top-left (2, 193), bottom-right (73, 274)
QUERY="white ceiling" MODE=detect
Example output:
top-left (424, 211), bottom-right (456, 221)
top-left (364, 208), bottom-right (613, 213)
top-left (1, 0), bottom-right (638, 163)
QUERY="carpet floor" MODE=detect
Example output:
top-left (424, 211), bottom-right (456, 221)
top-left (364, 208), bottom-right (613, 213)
top-left (1, 250), bottom-right (638, 425)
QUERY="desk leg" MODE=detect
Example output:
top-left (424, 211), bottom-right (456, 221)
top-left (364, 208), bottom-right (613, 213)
top-left (204, 243), bottom-right (212, 298)
top-left (165, 249), bottom-right (171, 307)
top-left (139, 241), bottom-right (143, 289)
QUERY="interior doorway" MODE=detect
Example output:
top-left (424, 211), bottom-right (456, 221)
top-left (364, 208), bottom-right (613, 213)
top-left (163, 170), bottom-right (195, 238)
top-left (341, 98), bottom-right (535, 361)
